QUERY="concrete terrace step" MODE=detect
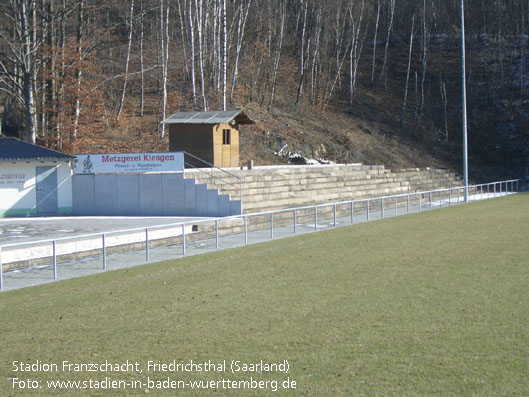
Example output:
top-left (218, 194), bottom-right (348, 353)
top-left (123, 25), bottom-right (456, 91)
top-left (183, 164), bottom-right (462, 214)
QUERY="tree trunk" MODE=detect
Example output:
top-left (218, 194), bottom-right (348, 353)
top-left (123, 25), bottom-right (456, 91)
top-left (401, 13), bottom-right (415, 127)
top-left (117, 0), bottom-right (134, 120)
top-left (268, 0), bottom-right (286, 111)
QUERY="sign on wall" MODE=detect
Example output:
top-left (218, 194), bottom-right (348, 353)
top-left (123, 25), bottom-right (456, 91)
top-left (74, 152), bottom-right (184, 174)
top-left (0, 172), bottom-right (26, 186)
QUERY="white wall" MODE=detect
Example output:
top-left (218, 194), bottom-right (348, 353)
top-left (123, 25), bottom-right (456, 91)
top-left (0, 161), bottom-right (73, 216)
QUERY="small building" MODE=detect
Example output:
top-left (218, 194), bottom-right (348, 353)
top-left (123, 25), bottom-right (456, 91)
top-left (0, 137), bottom-right (74, 216)
top-left (161, 110), bottom-right (254, 168)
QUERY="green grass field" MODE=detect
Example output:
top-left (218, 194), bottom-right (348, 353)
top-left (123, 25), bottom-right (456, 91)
top-left (1, 195), bottom-right (528, 396)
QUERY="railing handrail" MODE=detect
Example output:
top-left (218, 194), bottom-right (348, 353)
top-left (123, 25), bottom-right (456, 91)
top-left (182, 151), bottom-right (243, 211)
top-left (0, 179), bottom-right (520, 251)
top-left (183, 151), bottom-right (242, 181)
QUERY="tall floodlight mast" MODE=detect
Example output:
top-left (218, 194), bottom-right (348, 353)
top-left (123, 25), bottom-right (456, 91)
top-left (461, 0), bottom-right (469, 201)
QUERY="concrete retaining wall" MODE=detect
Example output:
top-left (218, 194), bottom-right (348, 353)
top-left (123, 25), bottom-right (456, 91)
top-left (72, 172), bottom-right (241, 217)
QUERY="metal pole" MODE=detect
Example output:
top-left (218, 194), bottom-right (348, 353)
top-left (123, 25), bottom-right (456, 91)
top-left (461, 0), bottom-right (469, 202)
top-left (102, 234), bottom-right (106, 270)
top-left (333, 204), bottom-right (337, 227)
top-left (182, 224), bottom-right (186, 256)
top-left (439, 190), bottom-right (442, 207)
top-left (53, 240), bottom-right (57, 279)
top-left (244, 216), bottom-right (248, 244)
top-left (481, 184), bottom-right (483, 200)
top-left (0, 247), bottom-right (3, 290)
top-left (395, 196), bottom-right (398, 216)
top-left (240, 180), bottom-right (243, 214)
top-left (270, 213), bottom-right (274, 239)
top-left (293, 209), bottom-right (297, 234)
top-left (419, 194), bottom-right (422, 212)
top-left (145, 229), bottom-right (149, 262)
top-left (314, 206), bottom-right (318, 230)
top-left (429, 192), bottom-right (432, 209)
top-left (351, 201), bottom-right (354, 223)
top-left (215, 220), bottom-right (219, 249)
top-left (381, 198), bottom-right (385, 218)
top-left (449, 189), bottom-right (452, 206)
top-left (407, 194), bottom-right (410, 213)
top-left (367, 200), bottom-right (370, 221)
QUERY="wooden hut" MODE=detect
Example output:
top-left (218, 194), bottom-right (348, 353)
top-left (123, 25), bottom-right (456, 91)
top-left (161, 110), bottom-right (254, 168)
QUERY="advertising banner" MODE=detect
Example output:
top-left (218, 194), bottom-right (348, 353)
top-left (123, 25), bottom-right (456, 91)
top-left (74, 152), bottom-right (184, 174)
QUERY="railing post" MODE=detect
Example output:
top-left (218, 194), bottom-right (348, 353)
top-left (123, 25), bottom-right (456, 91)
top-left (407, 194), bottom-right (410, 213)
top-left (419, 194), bottom-right (422, 212)
top-left (367, 200), bottom-right (370, 221)
top-left (244, 216), bottom-right (248, 244)
top-left (293, 209), bottom-right (297, 234)
top-left (145, 229), bottom-right (149, 262)
top-left (494, 183), bottom-right (496, 197)
top-left (395, 196), bottom-right (398, 216)
top-left (182, 224), bottom-right (186, 256)
top-left (53, 240), bottom-right (57, 279)
top-left (333, 204), bottom-right (337, 227)
top-left (428, 191), bottom-right (432, 209)
top-left (449, 189), bottom-right (452, 206)
top-left (500, 182), bottom-right (503, 195)
top-left (215, 220), bottom-right (219, 249)
top-left (481, 184), bottom-right (483, 200)
top-left (381, 198), bottom-right (385, 219)
top-left (270, 213), bottom-right (274, 239)
top-left (0, 246), bottom-right (3, 290)
top-left (240, 179), bottom-right (243, 214)
top-left (439, 190), bottom-right (442, 207)
top-left (351, 201), bottom-right (354, 223)
top-left (102, 234), bottom-right (106, 270)
top-left (314, 206), bottom-right (318, 230)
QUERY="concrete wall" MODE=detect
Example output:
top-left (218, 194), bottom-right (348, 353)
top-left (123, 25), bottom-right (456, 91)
top-left (0, 161), bottom-right (73, 217)
top-left (72, 172), bottom-right (241, 217)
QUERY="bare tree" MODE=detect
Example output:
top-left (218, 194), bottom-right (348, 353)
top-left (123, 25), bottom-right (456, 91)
top-left (0, 0), bottom-right (40, 143)
top-left (379, 0), bottom-right (395, 89)
top-left (222, 0), bottom-right (227, 110)
top-left (231, 0), bottom-right (252, 102)
top-left (117, 0), bottom-right (134, 120)
top-left (268, 0), bottom-right (286, 111)
top-left (348, 0), bottom-right (367, 108)
top-left (401, 12), bottom-right (415, 126)
top-left (371, 0), bottom-right (380, 85)
top-left (188, 0), bottom-right (197, 108)
top-left (296, 0), bottom-right (309, 105)
top-left (159, 0), bottom-right (169, 137)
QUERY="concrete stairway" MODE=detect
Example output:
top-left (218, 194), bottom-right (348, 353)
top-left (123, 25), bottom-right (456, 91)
top-left (184, 164), bottom-right (462, 215)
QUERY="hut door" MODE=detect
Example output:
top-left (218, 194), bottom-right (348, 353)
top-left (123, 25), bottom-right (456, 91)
top-left (36, 166), bottom-right (58, 214)
top-left (222, 129), bottom-right (231, 167)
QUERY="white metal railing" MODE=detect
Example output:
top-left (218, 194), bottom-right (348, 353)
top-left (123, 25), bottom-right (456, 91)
top-left (0, 179), bottom-right (521, 291)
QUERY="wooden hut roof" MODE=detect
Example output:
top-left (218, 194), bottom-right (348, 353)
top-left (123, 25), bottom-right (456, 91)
top-left (161, 110), bottom-right (254, 125)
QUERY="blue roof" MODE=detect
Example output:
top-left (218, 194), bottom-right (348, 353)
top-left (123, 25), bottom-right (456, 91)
top-left (0, 137), bottom-right (73, 161)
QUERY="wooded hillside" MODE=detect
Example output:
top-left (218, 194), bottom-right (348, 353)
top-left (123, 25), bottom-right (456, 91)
top-left (1, 0), bottom-right (528, 180)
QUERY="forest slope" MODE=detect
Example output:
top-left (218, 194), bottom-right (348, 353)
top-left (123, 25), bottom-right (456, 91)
top-left (1, 1), bottom-right (527, 181)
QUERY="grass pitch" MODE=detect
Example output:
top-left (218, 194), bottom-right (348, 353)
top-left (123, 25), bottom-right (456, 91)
top-left (1, 195), bottom-right (528, 396)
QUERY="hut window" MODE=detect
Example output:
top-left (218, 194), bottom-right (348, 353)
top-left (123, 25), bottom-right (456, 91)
top-left (223, 129), bottom-right (231, 145)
